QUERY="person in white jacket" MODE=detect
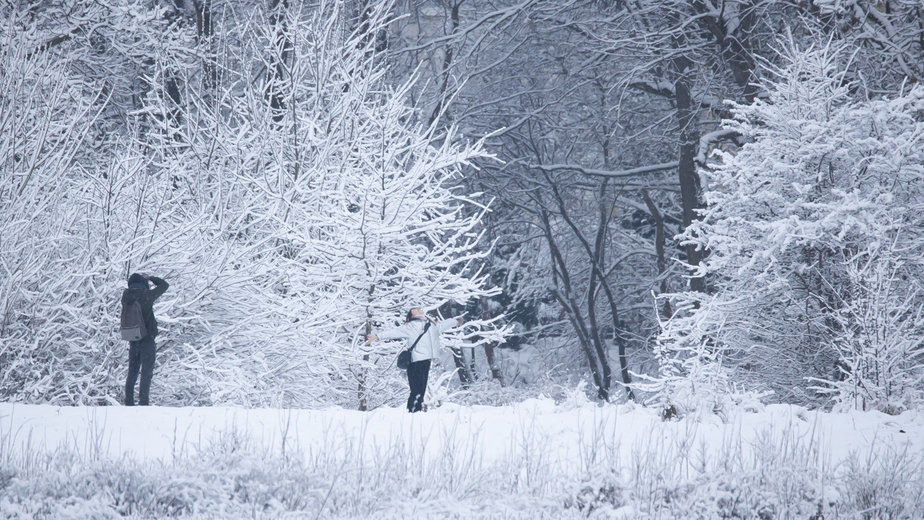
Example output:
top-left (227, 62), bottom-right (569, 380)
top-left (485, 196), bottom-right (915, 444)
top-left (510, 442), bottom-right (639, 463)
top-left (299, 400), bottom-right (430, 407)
top-left (365, 307), bottom-right (464, 412)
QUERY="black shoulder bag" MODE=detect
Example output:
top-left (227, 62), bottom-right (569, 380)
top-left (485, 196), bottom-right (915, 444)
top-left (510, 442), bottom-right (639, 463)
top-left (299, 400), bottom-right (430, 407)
top-left (397, 322), bottom-right (430, 370)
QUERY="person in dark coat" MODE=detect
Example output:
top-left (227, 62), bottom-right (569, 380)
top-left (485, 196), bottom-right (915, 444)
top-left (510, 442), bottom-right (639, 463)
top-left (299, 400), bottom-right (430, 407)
top-left (122, 272), bottom-right (169, 406)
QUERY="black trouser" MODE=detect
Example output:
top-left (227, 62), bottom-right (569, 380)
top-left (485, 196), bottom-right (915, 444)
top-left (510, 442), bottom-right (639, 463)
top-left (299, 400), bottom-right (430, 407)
top-left (126, 335), bottom-right (156, 406)
top-left (406, 359), bottom-right (431, 413)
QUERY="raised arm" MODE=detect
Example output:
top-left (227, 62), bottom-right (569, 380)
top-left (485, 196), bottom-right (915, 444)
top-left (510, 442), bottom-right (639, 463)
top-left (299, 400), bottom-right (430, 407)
top-left (436, 316), bottom-right (464, 333)
top-left (365, 322), bottom-right (412, 345)
top-left (147, 275), bottom-right (169, 301)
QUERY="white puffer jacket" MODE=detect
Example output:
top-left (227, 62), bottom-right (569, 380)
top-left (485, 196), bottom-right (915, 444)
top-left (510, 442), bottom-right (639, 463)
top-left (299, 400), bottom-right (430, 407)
top-left (378, 317), bottom-right (458, 362)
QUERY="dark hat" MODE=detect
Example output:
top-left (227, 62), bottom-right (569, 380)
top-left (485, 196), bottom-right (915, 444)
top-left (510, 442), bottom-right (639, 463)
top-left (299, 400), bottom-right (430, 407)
top-left (128, 273), bottom-right (148, 289)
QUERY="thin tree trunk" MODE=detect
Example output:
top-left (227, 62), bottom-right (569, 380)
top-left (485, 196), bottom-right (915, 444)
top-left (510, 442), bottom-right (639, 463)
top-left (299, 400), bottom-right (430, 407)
top-left (586, 183), bottom-right (613, 397)
top-left (358, 305), bottom-right (373, 411)
top-left (642, 189), bottom-right (672, 318)
top-left (428, 0), bottom-right (462, 127)
top-left (358, 354), bottom-right (369, 411)
top-left (196, 0), bottom-right (217, 95)
top-left (481, 296), bottom-right (504, 383)
top-left (268, 0), bottom-right (290, 123)
top-left (451, 348), bottom-right (475, 388)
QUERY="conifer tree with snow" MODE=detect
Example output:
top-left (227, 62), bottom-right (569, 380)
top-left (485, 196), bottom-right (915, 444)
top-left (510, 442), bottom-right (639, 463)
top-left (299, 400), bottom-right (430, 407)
top-left (651, 38), bottom-right (924, 415)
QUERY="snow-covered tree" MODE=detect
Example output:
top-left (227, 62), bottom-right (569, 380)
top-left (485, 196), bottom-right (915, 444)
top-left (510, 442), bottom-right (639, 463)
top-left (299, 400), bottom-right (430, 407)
top-left (651, 38), bottom-right (924, 414)
top-left (1, 1), bottom-right (507, 408)
top-left (138, 0), bottom-right (507, 408)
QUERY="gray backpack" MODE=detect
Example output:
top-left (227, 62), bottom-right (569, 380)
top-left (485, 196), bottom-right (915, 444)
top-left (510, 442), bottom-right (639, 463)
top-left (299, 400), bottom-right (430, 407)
top-left (120, 301), bottom-right (147, 341)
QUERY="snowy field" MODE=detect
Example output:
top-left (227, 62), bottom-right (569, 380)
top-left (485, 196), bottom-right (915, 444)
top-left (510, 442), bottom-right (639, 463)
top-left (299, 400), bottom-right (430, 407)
top-left (2, 400), bottom-right (923, 519)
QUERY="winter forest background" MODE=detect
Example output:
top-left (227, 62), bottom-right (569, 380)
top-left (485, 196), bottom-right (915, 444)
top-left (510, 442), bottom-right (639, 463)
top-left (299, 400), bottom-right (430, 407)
top-left (3, 1), bottom-right (924, 518)
top-left (2, 0), bottom-right (923, 414)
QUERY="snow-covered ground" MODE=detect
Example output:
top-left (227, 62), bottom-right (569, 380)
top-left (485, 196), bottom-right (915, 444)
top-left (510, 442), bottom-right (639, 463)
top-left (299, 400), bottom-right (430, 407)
top-left (2, 399), bottom-right (923, 518)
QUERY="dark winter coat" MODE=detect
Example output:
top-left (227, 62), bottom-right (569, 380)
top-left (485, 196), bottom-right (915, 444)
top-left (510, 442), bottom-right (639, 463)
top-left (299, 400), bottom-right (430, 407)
top-left (121, 276), bottom-right (169, 338)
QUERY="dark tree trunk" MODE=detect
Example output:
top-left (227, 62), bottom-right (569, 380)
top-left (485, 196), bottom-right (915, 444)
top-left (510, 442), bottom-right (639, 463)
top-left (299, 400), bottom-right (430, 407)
top-left (540, 209), bottom-right (610, 401)
top-left (586, 183), bottom-right (613, 397)
top-left (642, 190), bottom-right (672, 318)
top-left (544, 170), bottom-right (636, 400)
top-left (428, 0), bottom-right (462, 127)
top-left (451, 348), bottom-right (475, 388)
top-left (691, 0), bottom-right (759, 101)
top-left (480, 296), bottom-right (504, 383)
top-left (674, 72), bottom-right (705, 293)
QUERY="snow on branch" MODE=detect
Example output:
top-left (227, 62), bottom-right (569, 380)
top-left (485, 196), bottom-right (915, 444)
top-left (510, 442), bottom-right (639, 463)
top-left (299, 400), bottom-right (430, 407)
top-left (531, 161), bottom-right (679, 178)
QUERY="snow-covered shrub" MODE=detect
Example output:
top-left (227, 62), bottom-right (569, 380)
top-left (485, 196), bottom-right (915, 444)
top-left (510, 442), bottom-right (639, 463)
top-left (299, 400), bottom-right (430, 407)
top-left (623, 419), bottom-right (833, 519)
top-left (4, 402), bottom-right (924, 519)
top-left (0, 5), bottom-right (190, 405)
top-left (563, 467), bottom-right (624, 516)
top-left (837, 445), bottom-right (924, 519)
top-left (654, 36), bottom-right (924, 413)
top-left (635, 293), bottom-right (773, 419)
top-left (812, 250), bottom-right (924, 413)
